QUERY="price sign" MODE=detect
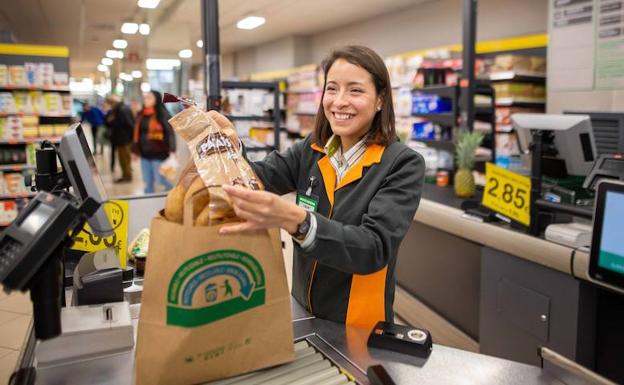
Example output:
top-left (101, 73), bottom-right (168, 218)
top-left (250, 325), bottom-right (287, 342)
top-left (71, 200), bottom-right (128, 268)
top-left (482, 162), bottom-right (531, 226)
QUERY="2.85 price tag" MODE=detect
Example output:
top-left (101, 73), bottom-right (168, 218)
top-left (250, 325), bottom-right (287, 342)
top-left (482, 162), bottom-right (531, 226)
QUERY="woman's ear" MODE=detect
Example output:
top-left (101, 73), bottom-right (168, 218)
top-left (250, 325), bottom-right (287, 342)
top-left (376, 97), bottom-right (383, 111)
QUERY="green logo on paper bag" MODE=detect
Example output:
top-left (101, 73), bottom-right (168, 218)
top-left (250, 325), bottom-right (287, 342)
top-left (166, 250), bottom-right (265, 327)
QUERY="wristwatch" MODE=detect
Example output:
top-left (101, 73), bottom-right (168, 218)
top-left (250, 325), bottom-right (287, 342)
top-left (293, 211), bottom-right (311, 241)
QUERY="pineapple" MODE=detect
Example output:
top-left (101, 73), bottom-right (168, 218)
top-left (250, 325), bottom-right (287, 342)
top-left (454, 130), bottom-right (484, 198)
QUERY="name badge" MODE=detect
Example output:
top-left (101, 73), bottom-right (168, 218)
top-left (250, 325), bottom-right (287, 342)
top-left (296, 193), bottom-right (319, 212)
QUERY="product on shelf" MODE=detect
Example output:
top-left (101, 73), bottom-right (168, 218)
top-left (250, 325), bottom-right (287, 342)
top-left (13, 92), bottom-right (33, 113)
top-left (411, 93), bottom-right (452, 114)
top-left (490, 55), bottom-right (546, 73)
top-left (4, 172), bottom-right (26, 194)
top-left (21, 116), bottom-right (38, 139)
top-left (0, 92), bottom-right (16, 113)
top-left (492, 82), bottom-right (545, 100)
top-left (53, 72), bottom-right (68, 86)
top-left (43, 92), bottom-right (61, 114)
top-left (0, 65), bottom-right (7, 86)
top-left (0, 200), bottom-right (18, 224)
top-left (54, 124), bottom-right (69, 136)
top-left (8, 65), bottom-right (26, 86)
top-left (38, 124), bottom-right (55, 137)
top-left (286, 64), bottom-right (322, 91)
top-left (0, 116), bottom-right (23, 141)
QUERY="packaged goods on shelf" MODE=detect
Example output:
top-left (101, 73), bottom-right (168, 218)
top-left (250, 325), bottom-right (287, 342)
top-left (224, 89), bottom-right (270, 117)
top-left (54, 124), bottom-right (69, 136)
top-left (30, 91), bottom-right (43, 113)
top-left (0, 145), bottom-right (27, 164)
top-left (39, 63), bottom-right (54, 86)
top-left (24, 62), bottom-right (39, 86)
top-left (249, 127), bottom-right (274, 146)
top-left (43, 92), bottom-right (61, 114)
top-left (287, 64), bottom-right (322, 91)
top-left (53, 72), bottom-right (69, 86)
top-left (412, 93), bottom-right (452, 114)
top-left (8, 66), bottom-right (26, 86)
top-left (496, 107), bottom-right (544, 127)
top-left (0, 92), bottom-right (16, 113)
top-left (490, 55), bottom-right (546, 73)
top-left (38, 124), bottom-right (55, 137)
top-left (21, 116), bottom-right (38, 139)
top-left (0, 116), bottom-right (23, 141)
top-left (61, 94), bottom-right (72, 114)
top-left (412, 120), bottom-right (438, 140)
top-left (0, 65), bottom-right (7, 86)
top-left (294, 91), bottom-right (321, 114)
top-left (13, 92), bottom-right (33, 113)
top-left (394, 87), bottom-right (414, 117)
top-left (25, 143), bottom-right (35, 165)
top-left (0, 200), bottom-right (18, 224)
top-left (4, 172), bottom-right (27, 194)
top-left (492, 82), bottom-right (545, 99)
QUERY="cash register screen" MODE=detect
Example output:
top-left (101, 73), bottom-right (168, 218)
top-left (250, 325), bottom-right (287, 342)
top-left (19, 203), bottom-right (55, 235)
top-left (596, 190), bottom-right (624, 275)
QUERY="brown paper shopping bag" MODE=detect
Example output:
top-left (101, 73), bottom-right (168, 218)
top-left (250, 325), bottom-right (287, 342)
top-left (135, 198), bottom-right (294, 385)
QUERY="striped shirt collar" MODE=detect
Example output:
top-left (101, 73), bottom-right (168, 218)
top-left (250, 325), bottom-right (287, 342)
top-left (324, 135), bottom-right (368, 183)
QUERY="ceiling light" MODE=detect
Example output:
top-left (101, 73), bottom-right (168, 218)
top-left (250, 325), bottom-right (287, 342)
top-left (141, 82), bottom-right (151, 92)
top-left (139, 23), bottom-right (150, 35)
top-left (132, 70), bottom-right (143, 78)
top-left (106, 50), bottom-right (118, 58)
top-left (101, 58), bottom-right (113, 66)
top-left (97, 64), bottom-right (108, 72)
top-left (116, 50), bottom-right (124, 59)
top-left (113, 39), bottom-right (128, 49)
top-left (178, 49), bottom-right (193, 59)
top-left (121, 22), bottom-right (139, 34)
top-left (236, 16), bottom-right (265, 30)
top-left (137, 0), bottom-right (160, 8)
top-left (146, 58), bottom-right (181, 70)
top-left (196, 40), bottom-right (203, 48)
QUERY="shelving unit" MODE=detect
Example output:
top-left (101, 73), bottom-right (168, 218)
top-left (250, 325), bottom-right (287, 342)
top-left (222, 80), bottom-right (282, 155)
top-left (0, 43), bottom-right (71, 225)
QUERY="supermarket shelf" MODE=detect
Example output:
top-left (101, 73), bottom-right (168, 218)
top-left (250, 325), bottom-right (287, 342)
top-left (412, 113), bottom-right (456, 126)
top-left (0, 192), bottom-right (36, 199)
top-left (0, 137), bottom-right (62, 145)
top-left (246, 145), bottom-right (275, 152)
top-left (495, 98), bottom-right (546, 107)
top-left (482, 71), bottom-right (546, 82)
top-left (225, 115), bottom-right (274, 122)
top-left (286, 88), bottom-right (322, 94)
top-left (294, 111), bottom-right (316, 116)
top-left (0, 164), bottom-right (35, 171)
top-left (222, 80), bottom-right (278, 90)
top-left (413, 138), bottom-right (455, 151)
top-left (0, 85), bottom-right (71, 92)
top-left (413, 85), bottom-right (457, 99)
top-left (0, 112), bottom-right (73, 118)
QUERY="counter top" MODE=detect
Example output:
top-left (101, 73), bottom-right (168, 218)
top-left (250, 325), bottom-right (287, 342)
top-left (415, 188), bottom-right (590, 281)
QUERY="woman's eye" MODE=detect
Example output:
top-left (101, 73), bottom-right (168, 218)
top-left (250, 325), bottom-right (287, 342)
top-left (325, 86), bottom-right (336, 92)
top-left (350, 88), bottom-right (363, 93)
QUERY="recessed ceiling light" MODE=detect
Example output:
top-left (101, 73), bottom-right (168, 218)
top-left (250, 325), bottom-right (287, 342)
top-left (97, 64), bottom-right (108, 72)
top-left (178, 49), bottom-right (193, 59)
top-left (101, 58), bottom-right (113, 66)
top-left (113, 39), bottom-right (128, 49)
top-left (137, 0), bottom-right (160, 8)
top-left (139, 23), bottom-right (150, 35)
top-left (106, 50), bottom-right (118, 58)
top-left (119, 73), bottom-right (133, 82)
top-left (121, 22), bottom-right (139, 34)
top-left (132, 70), bottom-right (143, 78)
top-left (141, 82), bottom-right (151, 92)
top-left (146, 58), bottom-right (181, 70)
top-left (116, 50), bottom-right (124, 59)
top-left (196, 40), bottom-right (203, 48)
top-left (236, 16), bottom-right (265, 30)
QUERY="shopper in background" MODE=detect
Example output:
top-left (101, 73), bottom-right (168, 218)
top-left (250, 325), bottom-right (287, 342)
top-left (132, 90), bottom-right (176, 193)
top-left (218, 45), bottom-right (425, 330)
top-left (104, 95), bottom-right (134, 183)
top-left (80, 101), bottom-right (105, 154)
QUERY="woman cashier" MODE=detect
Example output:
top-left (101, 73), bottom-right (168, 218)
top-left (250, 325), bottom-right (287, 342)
top-left (220, 45), bottom-right (425, 330)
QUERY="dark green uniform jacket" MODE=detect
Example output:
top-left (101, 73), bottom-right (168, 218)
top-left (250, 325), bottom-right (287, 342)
top-left (250, 135), bottom-right (424, 330)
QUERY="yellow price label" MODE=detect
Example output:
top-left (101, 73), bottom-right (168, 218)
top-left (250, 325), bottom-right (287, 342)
top-left (70, 200), bottom-right (128, 268)
top-left (482, 162), bottom-right (531, 226)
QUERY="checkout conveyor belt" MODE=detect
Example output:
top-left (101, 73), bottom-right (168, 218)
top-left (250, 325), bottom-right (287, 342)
top-left (207, 340), bottom-right (355, 385)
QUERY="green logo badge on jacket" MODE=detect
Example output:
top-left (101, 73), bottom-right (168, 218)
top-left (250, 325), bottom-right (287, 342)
top-left (166, 249), bottom-right (265, 327)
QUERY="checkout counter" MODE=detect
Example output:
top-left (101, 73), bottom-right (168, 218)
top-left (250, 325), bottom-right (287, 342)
top-left (9, 193), bottom-right (616, 385)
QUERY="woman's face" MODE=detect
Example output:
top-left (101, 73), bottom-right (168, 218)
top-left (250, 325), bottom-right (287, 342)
top-left (322, 59), bottom-right (381, 142)
top-left (143, 92), bottom-right (156, 108)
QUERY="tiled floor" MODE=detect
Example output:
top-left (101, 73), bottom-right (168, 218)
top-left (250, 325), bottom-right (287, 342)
top-left (0, 290), bottom-right (33, 383)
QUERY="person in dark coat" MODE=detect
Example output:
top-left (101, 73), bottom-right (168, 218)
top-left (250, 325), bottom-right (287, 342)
top-left (80, 102), bottom-right (105, 154)
top-left (105, 95), bottom-right (134, 183)
top-left (132, 90), bottom-right (176, 193)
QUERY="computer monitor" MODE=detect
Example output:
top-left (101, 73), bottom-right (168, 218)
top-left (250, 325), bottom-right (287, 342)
top-left (564, 111), bottom-right (624, 156)
top-left (588, 180), bottom-right (624, 294)
top-left (512, 113), bottom-right (597, 176)
top-left (58, 123), bottom-right (113, 237)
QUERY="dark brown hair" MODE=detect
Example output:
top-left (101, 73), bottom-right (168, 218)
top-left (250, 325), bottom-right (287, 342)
top-left (312, 45), bottom-right (396, 147)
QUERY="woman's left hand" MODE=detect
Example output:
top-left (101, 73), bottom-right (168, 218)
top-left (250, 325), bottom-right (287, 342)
top-left (219, 185), bottom-right (306, 235)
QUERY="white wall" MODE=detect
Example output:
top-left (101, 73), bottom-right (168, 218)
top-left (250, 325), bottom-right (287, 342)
top-left (225, 0), bottom-right (548, 78)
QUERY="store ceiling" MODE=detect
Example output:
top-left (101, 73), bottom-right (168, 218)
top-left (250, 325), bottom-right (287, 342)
top-left (0, 0), bottom-right (429, 79)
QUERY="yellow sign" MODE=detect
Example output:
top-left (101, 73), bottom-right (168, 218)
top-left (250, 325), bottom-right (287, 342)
top-left (482, 163), bottom-right (531, 226)
top-left (71, 200), bottom-right (128, 268)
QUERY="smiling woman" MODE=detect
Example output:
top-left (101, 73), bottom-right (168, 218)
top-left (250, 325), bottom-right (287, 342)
top-left (219, 45), bottom-right (425, 331)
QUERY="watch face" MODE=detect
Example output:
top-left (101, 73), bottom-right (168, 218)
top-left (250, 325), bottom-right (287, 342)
top-left (296, 212), bottom-right (311, 238)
